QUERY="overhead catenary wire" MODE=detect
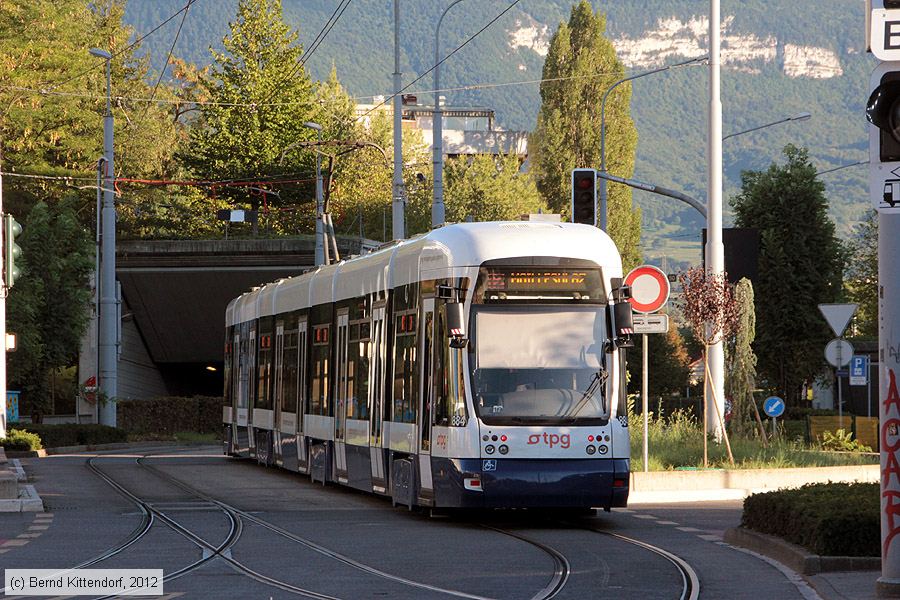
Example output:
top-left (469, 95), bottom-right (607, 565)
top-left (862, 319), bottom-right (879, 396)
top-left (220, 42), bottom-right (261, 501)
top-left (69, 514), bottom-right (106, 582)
top-left (145, 0), bottom-right (197, 109)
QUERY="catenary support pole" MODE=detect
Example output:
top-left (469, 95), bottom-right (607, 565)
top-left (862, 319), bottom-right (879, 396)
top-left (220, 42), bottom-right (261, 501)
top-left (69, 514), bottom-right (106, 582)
top-left (705, 0), bottom-right (726, 441)
top-left (642, 333), bottom-right (649, 473)
top-left (0, 149), bottom-right (5, 438)
top-left (879, 212), bottom-right (900, 592)
top-left (98, 56), bottom-right (117, 427)
top-left (391, 0), bottom-right (405, 240)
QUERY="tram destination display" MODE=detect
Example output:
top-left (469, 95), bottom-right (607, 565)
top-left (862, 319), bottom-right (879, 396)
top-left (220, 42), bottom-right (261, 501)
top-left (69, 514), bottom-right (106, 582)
top-left (479, 267), bottom-right (603, 300)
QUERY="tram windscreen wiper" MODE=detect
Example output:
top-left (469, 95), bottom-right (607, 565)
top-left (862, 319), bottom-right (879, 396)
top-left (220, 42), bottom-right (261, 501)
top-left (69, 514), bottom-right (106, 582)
top-left (563, 369), bottom-right (609, 419)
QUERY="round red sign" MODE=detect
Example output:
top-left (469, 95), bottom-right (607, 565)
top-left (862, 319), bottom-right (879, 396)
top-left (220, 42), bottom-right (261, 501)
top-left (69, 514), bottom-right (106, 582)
top-left (624, 265), bottom-right (670, 314)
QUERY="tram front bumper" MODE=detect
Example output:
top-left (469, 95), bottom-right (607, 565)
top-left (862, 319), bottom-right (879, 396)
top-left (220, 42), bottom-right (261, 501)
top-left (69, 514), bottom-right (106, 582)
top-left (433, 458), bottom-right (629, 509)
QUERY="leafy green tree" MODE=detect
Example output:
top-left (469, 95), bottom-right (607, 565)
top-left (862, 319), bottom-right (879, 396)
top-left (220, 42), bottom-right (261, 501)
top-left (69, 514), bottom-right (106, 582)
top-left (529, 0), bottom-right (641, 269)
top-left (731, 145), bottom-right (846, 404)
top-left (726, 278), bottom-right (759, 435)
top-left (8, 200), bottom-right (94, 417)
top-left (181, 0), bottom-right (318, 221)
top-left (845, 210), bottom-right (877, 338)
top-left (626, 325), bottom-right (692, 398)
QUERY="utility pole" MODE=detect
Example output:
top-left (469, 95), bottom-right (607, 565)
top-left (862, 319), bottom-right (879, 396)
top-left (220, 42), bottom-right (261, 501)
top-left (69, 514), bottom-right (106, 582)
top-left (705, 0), bottom-right (726, 440)
top-left (391, 0), bottom-right (405, 240)
top-left (0, 147), bottom-right (5, 439)
top-left (92, 48), bottom-right (117, 427)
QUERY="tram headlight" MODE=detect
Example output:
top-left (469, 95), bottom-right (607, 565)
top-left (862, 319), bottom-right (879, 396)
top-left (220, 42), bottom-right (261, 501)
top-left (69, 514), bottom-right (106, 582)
top-left (498, 444), bottom-right (509, 455)
top-left (597, 444), bottom-right (609, 455)
top-left (585, 445), bottom-right (596, 455)
top-left (484, 444), bottom-right (495, 455)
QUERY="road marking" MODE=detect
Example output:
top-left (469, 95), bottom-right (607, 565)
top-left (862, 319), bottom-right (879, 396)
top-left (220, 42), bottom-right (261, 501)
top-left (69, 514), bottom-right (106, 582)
top-left (698, 534), bottom-right (722, 541)
top-left (676, 526), bottom-right (703, 533)
top-left (17, 533), bottom-right (41, 539)
top-left (28, 525), bottom-right (49, 531)
top-left (657, 520), bottom-right (679, 525)
top-left (632, 514), bottom-right (658, 520)
top-left (2, 539), bottom-right (29, 546)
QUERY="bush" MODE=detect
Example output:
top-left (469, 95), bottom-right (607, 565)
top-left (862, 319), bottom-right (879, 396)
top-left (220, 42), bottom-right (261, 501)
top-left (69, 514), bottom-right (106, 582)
top-left (0, 428), bottom-right (43, 451)
top-left (19, 423), bottom-right (127, 448)
top-left (117, 396), bottom-right (222, 435)
top-left (821, 429), bottom-right (872, 452)
top-left (742, 482), bottom-right (879, 556)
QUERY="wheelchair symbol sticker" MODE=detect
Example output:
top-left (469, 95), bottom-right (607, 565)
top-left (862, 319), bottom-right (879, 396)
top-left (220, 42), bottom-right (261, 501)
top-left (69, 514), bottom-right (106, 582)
top-left (482, 459), bottom-right (497, 471)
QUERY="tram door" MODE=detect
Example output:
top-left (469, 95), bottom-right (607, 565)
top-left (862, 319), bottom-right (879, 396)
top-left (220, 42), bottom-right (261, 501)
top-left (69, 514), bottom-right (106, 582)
top-left (369, 305), bottom-right (387, 490)
top-left (247, 326), bottom-right (257, 456)
top-left (334, 310), bottom-right (350, 482)
top-left (296, 319), bottom-right (308, 473)
top-left (232, 331), bottom-right (245, 452)
top-left (418, 299), bottom-right (435, 498)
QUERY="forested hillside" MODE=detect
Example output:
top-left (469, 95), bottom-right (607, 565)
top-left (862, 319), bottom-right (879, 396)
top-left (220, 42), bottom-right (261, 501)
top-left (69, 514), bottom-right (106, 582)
top-left (124, 0), bottom-right (873, 267)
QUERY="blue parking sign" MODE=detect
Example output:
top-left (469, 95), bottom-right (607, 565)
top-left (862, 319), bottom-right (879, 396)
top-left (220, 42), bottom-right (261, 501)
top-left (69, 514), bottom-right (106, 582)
top-left (850, 355), bottom-right (869, 386)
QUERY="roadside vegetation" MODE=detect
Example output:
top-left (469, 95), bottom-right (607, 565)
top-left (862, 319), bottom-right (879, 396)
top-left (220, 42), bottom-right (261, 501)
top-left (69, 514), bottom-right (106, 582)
top-left (629, 406), bottom-right (878, 470)
top-left (742, 482), bottom-right (879, 557)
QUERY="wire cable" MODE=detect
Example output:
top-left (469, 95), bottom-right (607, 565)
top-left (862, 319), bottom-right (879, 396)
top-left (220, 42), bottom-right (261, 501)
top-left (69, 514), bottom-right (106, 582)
top-left (146, 0), bottom-right (196, 109)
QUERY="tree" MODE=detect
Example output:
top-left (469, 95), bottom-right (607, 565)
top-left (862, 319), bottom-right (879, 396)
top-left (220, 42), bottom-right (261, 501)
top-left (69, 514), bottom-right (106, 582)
top-left (845, 210), bottom-right (877, 338)
top-left (626, 325), bottom-right (692, 398)
top-left (726, 278), bottom-right (760, 436)
top-left (529, 0), bottom-right (641, 270)
top-left (181, 0), bottom-right (318, 222)
top-left (7, 200), bottom-right (94, 417)
top-left (731, 145), bottom-right (846, 403)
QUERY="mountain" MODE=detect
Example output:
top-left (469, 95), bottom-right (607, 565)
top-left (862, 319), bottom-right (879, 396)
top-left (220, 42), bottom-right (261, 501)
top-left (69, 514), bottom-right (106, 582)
top-left (123, 0), bottom-right (873, 269)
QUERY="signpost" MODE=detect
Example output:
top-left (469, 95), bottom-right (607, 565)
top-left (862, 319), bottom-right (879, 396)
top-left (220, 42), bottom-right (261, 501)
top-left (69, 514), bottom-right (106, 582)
top-left (819, 303), bottom-right (858, 421)
top-left (850, 355), bottom-right (869, 386)
top-left (625, 265), bottom-right (670, 473)
top-left (763, 395), bottom-right (785, 438)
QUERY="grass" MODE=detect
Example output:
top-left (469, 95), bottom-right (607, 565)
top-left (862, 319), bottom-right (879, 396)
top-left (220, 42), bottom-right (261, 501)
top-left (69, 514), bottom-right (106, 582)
top-left (629, 406), bottom-right (879, 471)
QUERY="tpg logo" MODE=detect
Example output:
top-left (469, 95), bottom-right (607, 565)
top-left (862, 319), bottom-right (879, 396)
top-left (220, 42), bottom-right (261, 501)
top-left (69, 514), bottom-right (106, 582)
top-left (527, 433), bottom-right (571, 449)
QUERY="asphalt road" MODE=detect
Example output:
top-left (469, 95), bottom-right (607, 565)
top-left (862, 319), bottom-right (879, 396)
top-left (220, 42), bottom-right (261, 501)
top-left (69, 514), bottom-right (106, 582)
top-left (0, 445), bottom-right (820, 599)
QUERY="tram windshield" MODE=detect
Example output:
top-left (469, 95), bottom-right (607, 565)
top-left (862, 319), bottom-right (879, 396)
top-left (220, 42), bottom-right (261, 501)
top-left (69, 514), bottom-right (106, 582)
top-left (470, 305), bottom-right (608, 425)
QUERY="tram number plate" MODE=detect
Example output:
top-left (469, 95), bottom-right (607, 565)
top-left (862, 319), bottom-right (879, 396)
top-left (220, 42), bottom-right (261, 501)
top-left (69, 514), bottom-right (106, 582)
top-left (482, 459), bottom-right (497, 471)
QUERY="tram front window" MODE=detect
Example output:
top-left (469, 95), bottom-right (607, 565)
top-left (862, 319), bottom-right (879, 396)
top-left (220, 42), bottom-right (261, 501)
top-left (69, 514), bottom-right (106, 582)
top-left (471, 306), bottom-right (608, 425)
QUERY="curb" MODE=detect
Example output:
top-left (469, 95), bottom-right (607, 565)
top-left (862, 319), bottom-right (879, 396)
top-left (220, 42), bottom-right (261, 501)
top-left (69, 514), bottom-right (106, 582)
top-left (724, 527), bottom-right (880, 575)
top-left (0, 484), bottom-right (43, 513)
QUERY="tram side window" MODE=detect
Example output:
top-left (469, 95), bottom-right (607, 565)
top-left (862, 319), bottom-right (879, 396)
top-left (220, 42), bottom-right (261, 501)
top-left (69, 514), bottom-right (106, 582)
top-left (434, 306), bottom-right (468, 427)
top-left (310, 324), bottom-right (330, 415)
top-left (223, 327), bottom-right (233, 409)
top-left (298, 324), bottom-right (308, 415)
top-left (256, 319), bottom-right (274, 411)
top-left (281, 329), bottom-right (299, 414)
top-left (393, 312), bottom-right (417, 424)
top-left (347, 321), bottom-right (370, 420)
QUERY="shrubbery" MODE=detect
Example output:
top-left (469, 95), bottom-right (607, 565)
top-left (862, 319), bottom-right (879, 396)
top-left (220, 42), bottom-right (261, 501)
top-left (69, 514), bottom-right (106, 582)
top-left (17, 423), bottom-right (127, 448)
top-left (117, 396), bottom-right (222, 435)
top-left (742, 482), bottom-right (879, 556)
top-left (0, 428), bottom-right (43, 451)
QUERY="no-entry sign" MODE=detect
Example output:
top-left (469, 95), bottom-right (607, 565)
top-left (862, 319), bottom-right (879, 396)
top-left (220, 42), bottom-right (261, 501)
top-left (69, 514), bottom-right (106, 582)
top-left (624, 265), bottom-right (670, 314)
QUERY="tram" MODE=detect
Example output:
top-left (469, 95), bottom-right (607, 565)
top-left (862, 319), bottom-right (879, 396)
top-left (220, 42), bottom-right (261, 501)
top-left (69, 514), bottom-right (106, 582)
top-left (223, 221), bottom-right (635, 510)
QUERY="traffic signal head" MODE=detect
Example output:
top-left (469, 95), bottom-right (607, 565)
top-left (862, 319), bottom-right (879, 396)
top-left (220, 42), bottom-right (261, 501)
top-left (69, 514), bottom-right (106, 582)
top-left (570, 168), bottom-right (597, 226)
top-left (4, 214), bottom-right (22, 288)
top-left (867, 74), bottom-right (900, 161)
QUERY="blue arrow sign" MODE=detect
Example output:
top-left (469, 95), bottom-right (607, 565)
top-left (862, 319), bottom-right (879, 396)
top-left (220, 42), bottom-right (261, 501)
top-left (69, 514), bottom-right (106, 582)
top-left (763, 396), bottom-right (785, 418)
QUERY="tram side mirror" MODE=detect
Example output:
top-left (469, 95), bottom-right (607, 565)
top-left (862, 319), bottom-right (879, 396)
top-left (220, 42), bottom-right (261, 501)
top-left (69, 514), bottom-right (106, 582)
top-left (446, 302), bottom-right (468, 348)
top-left (612, 301), bottom-right (635, 349)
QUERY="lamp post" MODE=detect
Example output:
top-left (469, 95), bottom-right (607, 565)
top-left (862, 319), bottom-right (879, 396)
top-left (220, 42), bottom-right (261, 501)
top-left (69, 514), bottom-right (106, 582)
top-left (90, 47), bottom-right (117, 427)
top-left (599, 55), bottom-right (707, 231)
top-left (303, 122), bottom-right (325, 267)
top-left (723, 112), bottom-right (811, 142)
top-left (432, 0), bottom-right (467, 229)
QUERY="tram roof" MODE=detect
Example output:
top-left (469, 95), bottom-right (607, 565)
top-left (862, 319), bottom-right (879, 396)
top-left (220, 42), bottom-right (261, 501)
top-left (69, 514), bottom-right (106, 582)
top-left (226, 222), bottom-right (620, 325)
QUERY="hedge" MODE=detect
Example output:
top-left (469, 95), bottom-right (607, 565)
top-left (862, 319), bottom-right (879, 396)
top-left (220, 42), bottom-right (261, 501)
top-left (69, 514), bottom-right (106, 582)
top-left (116, 396), bottom-right (222, 435)
top-left (11, 424), bottom-right (127, 448)
top-left (741, 482), bottom-right (879, 556)
top-left (0, 429), bottom-right (43, 451)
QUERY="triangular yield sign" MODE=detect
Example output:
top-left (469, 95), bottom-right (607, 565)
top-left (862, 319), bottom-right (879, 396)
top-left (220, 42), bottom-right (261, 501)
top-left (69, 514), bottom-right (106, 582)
top-left (818, 303), bottom-right (858, 337)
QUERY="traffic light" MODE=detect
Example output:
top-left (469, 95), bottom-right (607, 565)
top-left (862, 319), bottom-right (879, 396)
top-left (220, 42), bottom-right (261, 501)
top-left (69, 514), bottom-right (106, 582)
top-left (868, 64), bottom-right (900, 210)
top-left (571, 168), bottom-right (597, 226)
top-left (3, 213), bottom-right (22, 288)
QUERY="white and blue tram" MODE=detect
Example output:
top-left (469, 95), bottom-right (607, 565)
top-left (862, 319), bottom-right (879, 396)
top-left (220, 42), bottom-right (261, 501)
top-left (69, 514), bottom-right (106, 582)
top-left (223, 221), bottom-right (635, 510)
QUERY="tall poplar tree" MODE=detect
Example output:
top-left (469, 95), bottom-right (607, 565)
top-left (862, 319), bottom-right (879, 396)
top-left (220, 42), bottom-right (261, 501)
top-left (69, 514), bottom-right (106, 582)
top-left (731, 145), bottom-right (846, 403)
top-left (530, 0), bottom-right (641, 269)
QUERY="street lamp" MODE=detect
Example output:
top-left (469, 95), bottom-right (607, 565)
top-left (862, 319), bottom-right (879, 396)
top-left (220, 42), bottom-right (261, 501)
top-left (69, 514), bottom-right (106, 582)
top-left (599, 55), bottom-right (707, 231)
top-left (90, 47), bottom-right (117, 427)
top-left (304, 122), bottom-right (325, 267)
top-left (432, 0), bottom-right (467, 229)
top-left (722, 112), bottom-right (811, 142)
